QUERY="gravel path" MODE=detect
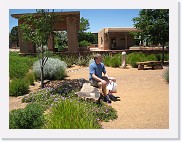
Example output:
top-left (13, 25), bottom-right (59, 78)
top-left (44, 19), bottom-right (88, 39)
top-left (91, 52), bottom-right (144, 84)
top-left (9, 65), bottom-right (169, 129)
top-left (66, 65), bottom-right (169, 129)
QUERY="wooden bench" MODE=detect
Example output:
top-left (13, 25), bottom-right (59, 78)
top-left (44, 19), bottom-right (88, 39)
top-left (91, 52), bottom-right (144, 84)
top-left (137, 61), bottom-right (163, 70)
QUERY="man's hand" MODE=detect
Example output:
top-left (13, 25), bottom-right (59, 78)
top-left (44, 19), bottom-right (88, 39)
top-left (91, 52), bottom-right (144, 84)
top-left (101, 79), bottom-right (107, 85)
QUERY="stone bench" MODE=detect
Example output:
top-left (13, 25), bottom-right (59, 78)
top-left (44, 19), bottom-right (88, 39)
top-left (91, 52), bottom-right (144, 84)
top-left (75, 83), bottom-right (101, 102)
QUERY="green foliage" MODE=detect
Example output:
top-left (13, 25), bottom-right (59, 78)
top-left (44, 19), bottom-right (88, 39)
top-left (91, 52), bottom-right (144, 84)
top-left (110, 54), bottom-right (121, 67)
top-left (164, 53), bottom-right (169, 61)
top-left (22, 88), bottom-right (65, 109)
top-left (9, 26), bottom-right (19, 47)
top-left (58, 55), bottom-right (77, 67)
top-left (78, 32), bottom-right (96, 45)
top-left (20, 9), bottom-right (56, 88)
top-left (94, 102), bottom-right (118, 122)
top-left (146, 54), bottom-right (157, 61)
top-left (20, 9), bottom-right (54, 47)
top-left (24, 72), bottom-right (35, 85)
top-left (132, 9), bottom-right (169, 63)
top-left (9, 79), bottom-right (29, 97)
top-left (10, 52), bottom-right (29, 79)
top-left (126, 52), bottom-right (147, 68)
top-left (126, 52), bottom-right (169, 68)
top-left (79, 40), bottom-right (91, 47)
top-left (132, 9), bottom-right (169, 45)
top-left (77, 56), bottom-right (90, 66)
top-left (155, 54), bottom-right (162, 61)
top-left (79, 17), bottom-right (90, 33)
top-left (78, 17), bottom-right (96, 45)
top-left (9, 52), bottom-right (37, 79)
top-left (102, 54), bottom-right (111, 67)
top-left (163, 67), bottom-right (169, 83)
top-left (33, 58), bottom-right (67, 80)
top-left (22, 83), bottom-right (117, 129)
top-left (102, 54), bottom-right (121, 67)
top-left (9, 103), bottom-right (44, 129)
top-left (44, 98), bottom-right (101, 129)
top-left (54, 31), bottom-right (68, 51)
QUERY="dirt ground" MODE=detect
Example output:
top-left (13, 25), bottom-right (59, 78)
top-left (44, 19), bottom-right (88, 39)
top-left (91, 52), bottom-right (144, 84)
top-left (9, 65), bottom-right (169, 129)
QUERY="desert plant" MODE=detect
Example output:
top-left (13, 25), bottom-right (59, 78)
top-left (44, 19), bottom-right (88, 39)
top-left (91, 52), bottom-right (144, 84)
top-left (24, 72), bottom-right (35, 85)
top-left (9, 51), bottom-right (37, 79)
top-left (103, 54), bottom-right (111, 67)
top-left (44, 98), bottom-right (101, 129)
top-left (126, 52), bottom-right (147, 68)
top-left (146, 54), bottom-right (157, 61)
top-left (9, 78), bottom-right (29, 97)
top-left (9, 103), bottom-right (44, 129)
top-left (110, 54), bottom-right (121, 67)
top-left (33, 58), bottom-right (67, 80)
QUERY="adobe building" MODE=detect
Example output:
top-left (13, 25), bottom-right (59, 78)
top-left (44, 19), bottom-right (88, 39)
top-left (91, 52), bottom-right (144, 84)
top-left (11, 11), bottom-right (80, 54)
top-left (98, 28), bottom-right (138, 50)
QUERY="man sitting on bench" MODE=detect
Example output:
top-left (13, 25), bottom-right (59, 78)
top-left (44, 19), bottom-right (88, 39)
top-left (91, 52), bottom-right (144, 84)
top-left (89, 54), bottom-right (116, 103)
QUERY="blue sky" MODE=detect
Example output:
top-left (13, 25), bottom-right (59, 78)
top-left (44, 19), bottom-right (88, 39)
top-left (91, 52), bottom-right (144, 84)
top-left (9, 9), bottom-right (140, 33)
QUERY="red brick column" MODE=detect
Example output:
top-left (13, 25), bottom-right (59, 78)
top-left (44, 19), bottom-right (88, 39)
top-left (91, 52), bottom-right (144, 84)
top-left (66, 17), bottom-right (78, 52)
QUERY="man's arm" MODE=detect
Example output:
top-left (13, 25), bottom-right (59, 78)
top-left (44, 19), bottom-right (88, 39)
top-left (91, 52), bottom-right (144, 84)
top-left (92, 74), bottom-right (103, 82)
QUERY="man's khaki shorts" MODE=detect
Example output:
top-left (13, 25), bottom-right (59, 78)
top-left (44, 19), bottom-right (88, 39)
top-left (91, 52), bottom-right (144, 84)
top-left (89, 76), bottom-right (109, 88)
top-left (89, 79), bottom-right (100, 88)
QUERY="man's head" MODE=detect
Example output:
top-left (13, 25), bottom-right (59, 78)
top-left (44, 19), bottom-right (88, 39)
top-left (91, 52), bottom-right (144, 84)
top-left (94, 54), bottom-right (102, 64)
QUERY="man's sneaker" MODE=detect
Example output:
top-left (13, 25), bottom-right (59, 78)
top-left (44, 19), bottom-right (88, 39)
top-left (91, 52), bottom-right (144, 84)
top-left (108, 93), bottom-right (121, 101)
top-left (103, 95), bottom-right (112, 103)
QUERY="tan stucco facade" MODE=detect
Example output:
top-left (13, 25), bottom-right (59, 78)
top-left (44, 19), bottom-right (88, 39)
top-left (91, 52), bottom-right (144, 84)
top-left (11, 11), bottom-right (80, 54)
top-left (98, 28), bottom-right (138, 50)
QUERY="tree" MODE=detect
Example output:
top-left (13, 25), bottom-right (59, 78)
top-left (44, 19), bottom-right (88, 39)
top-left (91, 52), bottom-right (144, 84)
top-left (78, 17), bottom-right (96, 46)
top-left (9, 26), bottom-right (19, 48)
top-left (20, 9), bottom-right (55, 88)
top-left (54, 31), bottom-right (68, 51)
top-left (79, 17), bottom-right (90, 33)
top-left (132, 9), bottom-right (169, 64)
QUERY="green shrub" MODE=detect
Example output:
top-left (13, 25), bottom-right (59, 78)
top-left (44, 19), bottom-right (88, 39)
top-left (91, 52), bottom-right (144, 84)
top-left (33, 58), bottom-right (67, 80)
top-left (110, 54), bottom-right (121, 67)
top-left (103, 54), bottom-right (111, 67)
top-left (9, 51), bottom-right (37, 79)
top-left (163, 67), bottom-right (169, 83)
top-left (79, 40), bottom-right (91, 47)
top-left (9, 79), bottom-right (29, 97)
top-left (9, 103), bottom-right (44, 129)
top-left (102, 54), bottom-right (121, 67)
top-left (94, 103), bottom-right (118, 122)
top-left (24, 72), bottom-right (35, 85)
top-left (146, 54), bottom-right (157, 61)
top-left (44, 98), bottom-right (101, 129)
top-left (77, 56), bottom-right (90, 66)
top-left (164, 53), bottom-right (169, 61)
top-left (155, 54), bottom-right (162, 61)
top-left (126, 52), bottom-right (147, 68)
top-left (22, 88), bottom-right (63, 109)
top-left (58, 54), bottom-right (76, 67)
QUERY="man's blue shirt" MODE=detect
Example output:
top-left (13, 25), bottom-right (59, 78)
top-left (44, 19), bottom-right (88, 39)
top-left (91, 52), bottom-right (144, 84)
top-left (89, 61), bottom-right (106, 80)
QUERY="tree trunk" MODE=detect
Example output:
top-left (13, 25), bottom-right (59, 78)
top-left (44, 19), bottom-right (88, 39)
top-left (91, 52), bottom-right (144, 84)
top-left (40, 66), bottom-right (44, 88)
top-left (40, 45), bottom-right (44, 88)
